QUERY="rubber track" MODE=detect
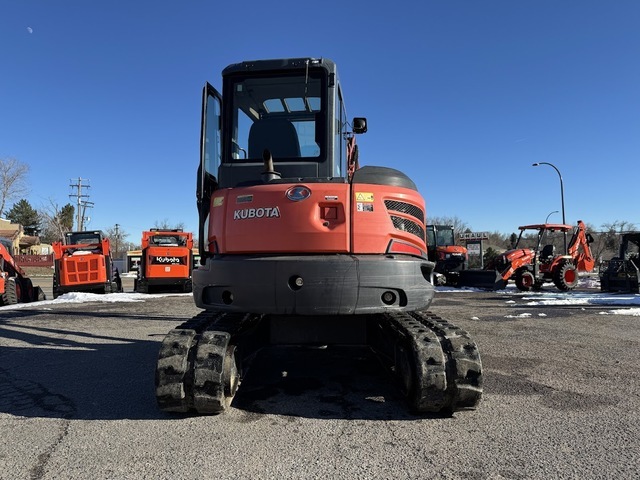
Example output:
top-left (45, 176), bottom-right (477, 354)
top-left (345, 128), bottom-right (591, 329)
top-left (156, 310), bottom-right (482, 414)
top-left (155, 311), bottom-right (263, 414)
top-left (408, 310), bottom-right (483, 411)
top-left (375, 310), bottom-right (482, 413)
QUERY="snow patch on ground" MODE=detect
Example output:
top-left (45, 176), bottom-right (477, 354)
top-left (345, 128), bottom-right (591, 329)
top-left (0, 291), bottom-right (191, 311)
top-left (599, 308), bottom-right (640, 317)
top-left (505, 313), bottom-right (532, 318)
top-left (436, 274), bottom-right (640, 315)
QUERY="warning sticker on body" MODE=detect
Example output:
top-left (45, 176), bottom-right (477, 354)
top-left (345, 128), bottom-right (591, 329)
top-left (355, 192), bottom-right (374, 202)
top-left (357, 203), bottom-right (374, 212)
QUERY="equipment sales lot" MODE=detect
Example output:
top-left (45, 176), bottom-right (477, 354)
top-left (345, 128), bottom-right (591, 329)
top-left (1, 277), bottom-right (638, 480)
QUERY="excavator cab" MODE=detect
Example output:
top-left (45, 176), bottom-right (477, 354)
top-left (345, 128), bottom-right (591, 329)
top-left (198, 58), bottom-right (353, 250)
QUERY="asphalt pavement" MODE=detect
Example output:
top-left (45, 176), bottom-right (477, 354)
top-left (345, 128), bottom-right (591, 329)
top-left (0, 288), bottom-right (638, 479)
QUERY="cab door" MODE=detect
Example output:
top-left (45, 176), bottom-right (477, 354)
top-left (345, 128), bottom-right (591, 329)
top-left (197, 83), bottom-right (222, 259)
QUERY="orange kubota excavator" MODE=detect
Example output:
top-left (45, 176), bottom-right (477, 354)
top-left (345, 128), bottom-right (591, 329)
top-left (459, 220), bottom-right (595, 291)
top-left (154, 57), bottom-right (483, 415)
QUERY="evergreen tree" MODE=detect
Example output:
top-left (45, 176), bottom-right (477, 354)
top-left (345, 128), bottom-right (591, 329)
top-left (6, 199), bottom-right (40, 235)
top-left (58, 204), bottom-right (75, 231)
top-left (483, 247), bottom-right (500, 266)
top-left (510, 233), bottom-right (518, 249)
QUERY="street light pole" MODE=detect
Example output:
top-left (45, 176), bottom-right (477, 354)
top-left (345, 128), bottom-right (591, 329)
top-left (545, 210), bottom-right (559, 224)
top-left (532, 162), bottom-right (567, 252)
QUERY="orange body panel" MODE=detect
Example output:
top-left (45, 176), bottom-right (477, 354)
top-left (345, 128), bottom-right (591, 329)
top-left (1, 243), bottom-right (28, 295)
top-left (58, 254), bottom-right (108, 285)
top-left (208, 183), bottom-right (427, 258)
top-left (210, 184), bottom-right (351, 254)
top-left (140, 230), bottom-right (193, 281)
top-left (436, 245), bottom-right (467, 260)
top-left (143, 250), bottom-right (191, 279)
top-left (52, 238), bottom-right (111, 288)
top-left (0, 244), bottom-right (28, 279)
top-left (351, 184), bottom-right (427, 256)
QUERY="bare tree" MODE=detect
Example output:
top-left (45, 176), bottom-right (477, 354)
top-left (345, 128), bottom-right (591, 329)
top-left (38, 199), bottom-right (75, 244)
top-left (0, 157), bottom-right (29, 218)
top-left (427, 215), bottom-right (470, 242)
top-left (590, 220), bottom-right (639, 264)
top-left (153, 219), bottom-right (186, 231)
top-left (105, 225), bottom-right (130, 257)
top-left (485, 230), bottom-right (511, 251)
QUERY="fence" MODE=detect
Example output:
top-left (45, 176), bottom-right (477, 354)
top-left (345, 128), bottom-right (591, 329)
top-left (14, 254), bottom-right (54, 267)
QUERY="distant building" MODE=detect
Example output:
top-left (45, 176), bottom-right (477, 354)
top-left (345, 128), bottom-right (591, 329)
top-left (0, 218), bottom-right (52, 256)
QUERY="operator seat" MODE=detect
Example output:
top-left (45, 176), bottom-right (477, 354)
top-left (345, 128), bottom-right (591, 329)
top-left (248, 118), bottom-right (301, 159)
top-left (540, 244), bottom-right (555, 262)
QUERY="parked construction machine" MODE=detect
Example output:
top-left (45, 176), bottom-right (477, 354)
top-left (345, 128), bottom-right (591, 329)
top-left (459, 221), bottom-right (595, 291)
top-left (0, 239), bottom-right (46, 306)
top-left (135, 229), bottom-right (194, 293)
top-left (52, 230), bottom-right (119, 298)
top-left (154, 57), bottom-right (482, 415)
top-left (427, 224), bottom-right (468, 286)
top-left (600, 232), bottom-right (640, 293)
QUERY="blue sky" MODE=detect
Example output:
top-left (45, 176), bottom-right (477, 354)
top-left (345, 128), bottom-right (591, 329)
top-left (1, 1), bottom-right (639, 243)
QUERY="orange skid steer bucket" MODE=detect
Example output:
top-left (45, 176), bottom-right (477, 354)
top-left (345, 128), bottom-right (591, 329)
top-left (457, 269), bottom-right (507, 290)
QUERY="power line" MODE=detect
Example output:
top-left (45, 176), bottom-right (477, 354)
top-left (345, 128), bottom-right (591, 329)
top-left (69, 177), bottom-right (92, 231)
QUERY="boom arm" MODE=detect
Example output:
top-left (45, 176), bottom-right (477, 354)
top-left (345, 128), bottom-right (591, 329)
top-left (568, 220), bottom-right (595, 272)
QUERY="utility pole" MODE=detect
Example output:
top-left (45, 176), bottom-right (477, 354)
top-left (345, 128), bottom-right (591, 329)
top-left (114, 223), bottom-right (120, 256)
top-left (69, 178), bottom-right (91, 231)
top-left (80, 200), bottom-right (94, 230)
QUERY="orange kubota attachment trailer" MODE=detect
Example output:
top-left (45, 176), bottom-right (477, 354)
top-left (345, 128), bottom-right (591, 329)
top-left (52, 230), bottom-right (117, 298)
top-left (135, 229), bottom-right (193, 293)
top-left (0, 239), bottom-right (46, 306)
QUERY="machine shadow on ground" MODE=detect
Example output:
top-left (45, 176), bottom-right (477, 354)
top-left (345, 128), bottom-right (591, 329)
top-left (230, 345), bottom-right (448, 421)
top-left (0, 308), bottom-right (438, 422)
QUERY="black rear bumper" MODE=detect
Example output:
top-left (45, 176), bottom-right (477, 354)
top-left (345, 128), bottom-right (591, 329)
top-left (193, 254), bottom-right (435, 315)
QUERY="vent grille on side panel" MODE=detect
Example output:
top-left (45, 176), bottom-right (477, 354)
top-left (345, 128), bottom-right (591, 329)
top-left (384, 200), bottom-right (425, 223)
top-left (389, 215), bottom-right (426, 240)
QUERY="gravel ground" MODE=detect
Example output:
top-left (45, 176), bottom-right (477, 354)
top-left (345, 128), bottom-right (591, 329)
top-left (0, 288), bottom-right (638, 480)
